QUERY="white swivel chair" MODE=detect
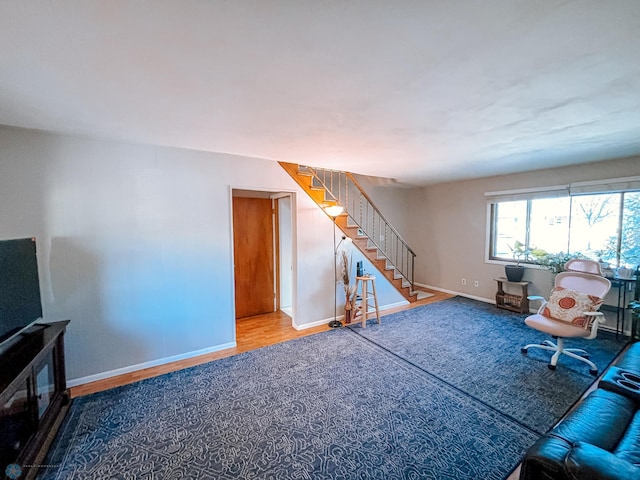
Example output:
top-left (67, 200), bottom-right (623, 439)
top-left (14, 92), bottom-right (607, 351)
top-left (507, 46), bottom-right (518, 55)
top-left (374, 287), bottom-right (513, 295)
top-left (521, 259), bottom-right (611, 375)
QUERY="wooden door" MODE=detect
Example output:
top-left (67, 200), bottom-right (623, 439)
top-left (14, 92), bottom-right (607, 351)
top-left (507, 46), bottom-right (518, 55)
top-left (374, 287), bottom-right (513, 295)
top-left (233, 197), bottom-right (275, 318)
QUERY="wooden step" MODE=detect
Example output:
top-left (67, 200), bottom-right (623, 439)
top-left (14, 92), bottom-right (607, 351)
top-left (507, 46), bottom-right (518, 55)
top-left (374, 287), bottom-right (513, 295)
top-left (279, 161), bottom-right (418, 304)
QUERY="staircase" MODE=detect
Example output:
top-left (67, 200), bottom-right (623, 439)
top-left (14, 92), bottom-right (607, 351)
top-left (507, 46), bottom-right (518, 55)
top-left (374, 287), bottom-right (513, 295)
top-left (279, 162), bottom-right (418, 303)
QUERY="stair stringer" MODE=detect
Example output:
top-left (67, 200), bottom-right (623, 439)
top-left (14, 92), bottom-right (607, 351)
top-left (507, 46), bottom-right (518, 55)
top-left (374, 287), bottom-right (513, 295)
top-left (279, 161), bottom-right (418, 303)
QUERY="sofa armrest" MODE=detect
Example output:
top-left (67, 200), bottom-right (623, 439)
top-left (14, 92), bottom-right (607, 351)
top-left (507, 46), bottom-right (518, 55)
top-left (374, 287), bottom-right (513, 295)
top-left (520, 435), bottom-right (573, 480)
top-left (614, 342), bottom-right (640, 375)
top-left (566, 442), bottom-right (640, 480)
top-left (520, 437), bottom-right (640, 480)
top-left (520, 390), bottom-right (637, 480)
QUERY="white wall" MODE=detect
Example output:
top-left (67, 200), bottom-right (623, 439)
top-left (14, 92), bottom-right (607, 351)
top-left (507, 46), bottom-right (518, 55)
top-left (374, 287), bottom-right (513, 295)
top-left (409, 156), bottom-right (640, 305)
top-left (9, 124), bottom-right (633, 385)
top-left (0, 126), bottom-right (404, 385)
top-left (353, 174), bottom-right (414, 239)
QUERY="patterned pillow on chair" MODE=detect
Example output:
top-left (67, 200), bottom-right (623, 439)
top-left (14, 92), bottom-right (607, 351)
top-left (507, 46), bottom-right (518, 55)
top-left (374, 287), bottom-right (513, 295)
top-left (543, 286), bottom-right (604, 330)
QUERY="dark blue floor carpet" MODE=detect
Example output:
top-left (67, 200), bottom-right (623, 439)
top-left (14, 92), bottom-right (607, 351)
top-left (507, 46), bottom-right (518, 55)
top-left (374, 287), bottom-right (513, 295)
top-left (38, 297), bottom-right (625, 479)
top-left (351, 296), bottom-right (626, 434)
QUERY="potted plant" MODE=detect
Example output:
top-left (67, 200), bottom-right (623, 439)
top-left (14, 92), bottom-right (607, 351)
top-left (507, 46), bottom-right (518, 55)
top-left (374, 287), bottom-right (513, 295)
top-left (532, 251), bottom-right (582, 275)
top-left (505, 241), bottom-right (527, 282)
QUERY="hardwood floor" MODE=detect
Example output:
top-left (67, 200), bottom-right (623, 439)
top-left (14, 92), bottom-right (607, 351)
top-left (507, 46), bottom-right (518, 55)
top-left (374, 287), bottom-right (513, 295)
top-left (69, 287), bottom-right (452, 398)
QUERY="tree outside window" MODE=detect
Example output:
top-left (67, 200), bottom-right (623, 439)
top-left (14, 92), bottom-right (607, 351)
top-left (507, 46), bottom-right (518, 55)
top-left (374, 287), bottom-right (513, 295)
top-left (490, 191), bottom-right (640, 269)
top-left (569, 194), bottom-right (620, 262)
top-left (621, 192), bottom-right (640, 267)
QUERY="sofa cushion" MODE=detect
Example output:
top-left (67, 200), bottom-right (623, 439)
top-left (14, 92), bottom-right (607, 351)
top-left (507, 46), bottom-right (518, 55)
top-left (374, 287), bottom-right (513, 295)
top-left (552, 389), bottom-right (634, 452)
top-left (566, 442), bottom-right (640, 480)
top-left (542, 286), bottom-right (604, 330)
top-left (615, 410), bottom-right (640, 466)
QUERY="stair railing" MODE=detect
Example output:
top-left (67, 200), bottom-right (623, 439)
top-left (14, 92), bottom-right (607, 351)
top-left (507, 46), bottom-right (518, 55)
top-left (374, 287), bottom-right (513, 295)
top-left (302, 165), bottom-right (416, 290)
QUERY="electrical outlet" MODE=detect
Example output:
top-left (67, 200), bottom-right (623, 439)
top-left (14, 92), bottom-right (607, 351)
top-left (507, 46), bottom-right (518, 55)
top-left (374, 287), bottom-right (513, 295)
top-left (461, 278), bottom-right (467, 285)
top-left (474, 280), bottom-right (479, 287)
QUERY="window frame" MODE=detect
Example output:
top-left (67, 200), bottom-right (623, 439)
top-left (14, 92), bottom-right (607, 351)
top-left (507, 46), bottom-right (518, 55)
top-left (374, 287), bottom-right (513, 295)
top-left (485, 177), bottom-right (640, 267)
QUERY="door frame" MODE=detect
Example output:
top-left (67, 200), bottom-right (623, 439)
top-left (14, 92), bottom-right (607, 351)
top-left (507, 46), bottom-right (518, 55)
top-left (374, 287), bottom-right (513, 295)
top-left (229, 187), bottom-right (296, 326)
top-left (272, 193), bottom-right (294, 317)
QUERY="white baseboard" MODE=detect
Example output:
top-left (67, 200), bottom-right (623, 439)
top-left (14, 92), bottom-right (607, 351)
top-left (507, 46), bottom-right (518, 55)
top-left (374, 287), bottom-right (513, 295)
top-left (380, 300), bottom-right (411, 310)
top-left (293, 300), bottom-right (410, 330)
top-left (67, 341), bottom-right (237, 388)
top-left (294, 316), bottom-right (334, 330)
top-left (415, 282), bottom-right (494, 305)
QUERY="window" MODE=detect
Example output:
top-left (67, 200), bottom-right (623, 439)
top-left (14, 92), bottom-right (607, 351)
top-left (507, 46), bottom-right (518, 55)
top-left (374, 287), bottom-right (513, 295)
top-left (622, 191), bottom-right (640, 266)
top-left (569, 194), bottom-right (620, 264)
top-left (530, 197), bottom-right (570, 255)
top-left (488, 181), bottom-right (640, 268)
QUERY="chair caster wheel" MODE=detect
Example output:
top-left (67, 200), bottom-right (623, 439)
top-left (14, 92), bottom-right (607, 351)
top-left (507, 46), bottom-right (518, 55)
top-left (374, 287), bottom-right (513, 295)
top-left (589, 369), bottom-right (598, 376)
top-left (548, 364), bottom-right (556, 370)
top-left (521, 348), bottom-right (528, 354)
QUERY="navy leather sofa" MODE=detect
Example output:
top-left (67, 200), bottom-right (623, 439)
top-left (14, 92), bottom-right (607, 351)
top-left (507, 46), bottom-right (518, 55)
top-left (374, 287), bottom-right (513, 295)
top-left (519, 342), bottom-right (640, 480)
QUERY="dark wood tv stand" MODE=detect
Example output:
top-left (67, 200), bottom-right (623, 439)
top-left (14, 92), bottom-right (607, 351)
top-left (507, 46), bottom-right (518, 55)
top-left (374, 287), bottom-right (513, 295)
top-left (0, 320), bottom-right (70, 480)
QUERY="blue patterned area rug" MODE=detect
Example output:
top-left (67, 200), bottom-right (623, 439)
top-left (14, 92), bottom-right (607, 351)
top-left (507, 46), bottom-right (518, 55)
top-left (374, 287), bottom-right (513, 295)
top-left (351, 296), bottom-right (626, 434)
top-left (40, 325), bottom-right (540, 480)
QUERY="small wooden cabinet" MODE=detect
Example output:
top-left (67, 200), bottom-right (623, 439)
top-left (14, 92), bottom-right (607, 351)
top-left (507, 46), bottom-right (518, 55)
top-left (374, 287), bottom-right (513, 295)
top-left (494, 278), bottom-right (530, 314)
top-left (0, 321), bottom-right (69, 480)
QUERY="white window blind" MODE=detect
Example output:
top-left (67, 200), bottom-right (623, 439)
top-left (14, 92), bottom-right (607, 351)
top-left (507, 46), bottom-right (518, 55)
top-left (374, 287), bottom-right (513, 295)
top-left (569, 176), bottom-right (640, 195)
top-left (485, 176), bottom-right (640, 203)
top-left (484, 185), bottom-right (569, 203)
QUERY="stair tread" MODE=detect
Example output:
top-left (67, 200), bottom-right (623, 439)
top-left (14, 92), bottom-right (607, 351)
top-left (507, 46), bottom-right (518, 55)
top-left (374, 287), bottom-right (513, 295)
top-left (280, 161), bottom-right (417, 303)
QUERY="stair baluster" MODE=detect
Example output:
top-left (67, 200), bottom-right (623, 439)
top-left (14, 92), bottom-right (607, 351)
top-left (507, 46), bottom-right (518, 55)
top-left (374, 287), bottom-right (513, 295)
top-left (296, 164), bottom-right (416, 296)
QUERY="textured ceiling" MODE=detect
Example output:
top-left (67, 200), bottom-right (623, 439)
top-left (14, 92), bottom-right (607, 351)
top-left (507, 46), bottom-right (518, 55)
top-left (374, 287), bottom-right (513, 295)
top-left (1, 1), bottom-right (639, 186)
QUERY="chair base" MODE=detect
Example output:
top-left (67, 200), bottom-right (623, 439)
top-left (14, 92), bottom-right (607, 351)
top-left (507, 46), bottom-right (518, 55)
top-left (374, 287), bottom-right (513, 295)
top-left (521, 337), bottom-right (598, 375)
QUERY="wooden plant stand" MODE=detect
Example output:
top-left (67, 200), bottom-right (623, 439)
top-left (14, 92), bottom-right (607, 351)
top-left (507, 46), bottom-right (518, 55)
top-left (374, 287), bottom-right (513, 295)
top-left (494, 277), bottom-right (530, 314)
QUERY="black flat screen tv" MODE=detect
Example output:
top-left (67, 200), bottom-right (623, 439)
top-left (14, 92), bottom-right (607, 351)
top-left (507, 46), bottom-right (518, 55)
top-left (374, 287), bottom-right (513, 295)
top-left (0, 237), bottom-right (43, 345)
